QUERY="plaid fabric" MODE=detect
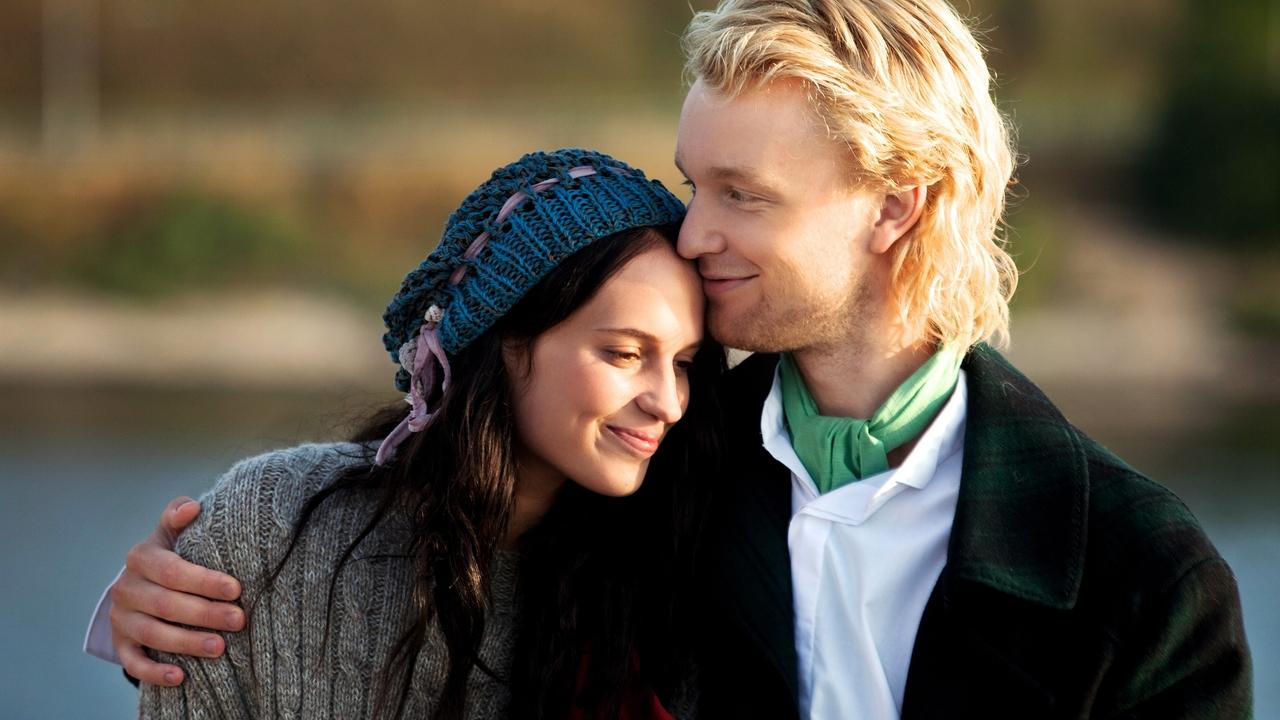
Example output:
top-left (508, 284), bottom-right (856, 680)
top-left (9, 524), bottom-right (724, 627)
top-left (694, 344), bottom-right (1253, 719)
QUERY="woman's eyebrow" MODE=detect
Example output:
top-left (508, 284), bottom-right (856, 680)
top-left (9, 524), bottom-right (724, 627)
top-left (595, 327), bottom-right (701, 352)
top-left (595, 327), bottom-right (659, 343)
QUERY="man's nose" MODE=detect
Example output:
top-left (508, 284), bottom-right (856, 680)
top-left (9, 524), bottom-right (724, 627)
top-left (676, 200), bottom-right (724, 260)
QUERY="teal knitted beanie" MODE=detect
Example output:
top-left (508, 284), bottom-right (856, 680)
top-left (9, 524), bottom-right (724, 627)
top-left (382, 148), bottom-right (686, 393)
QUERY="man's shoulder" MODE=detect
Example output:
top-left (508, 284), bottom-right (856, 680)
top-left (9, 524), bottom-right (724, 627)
top-left (969, 345), bottom-right (1224, 584)
top-left (1073, 429), bottom-right (1224, 584)
top-left (1043, 431), bottom-right (1249, 716)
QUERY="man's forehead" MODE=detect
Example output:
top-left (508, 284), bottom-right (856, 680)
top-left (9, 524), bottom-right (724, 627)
top-left (675, 81), bottom-right (835, 185)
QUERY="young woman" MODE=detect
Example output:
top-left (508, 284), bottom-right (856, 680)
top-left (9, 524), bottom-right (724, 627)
top-left (120, 149), bottom-right (722, 719)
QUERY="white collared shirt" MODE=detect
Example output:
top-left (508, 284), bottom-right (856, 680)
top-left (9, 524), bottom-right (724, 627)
top-left (761, 367), bottom-right (968, 720)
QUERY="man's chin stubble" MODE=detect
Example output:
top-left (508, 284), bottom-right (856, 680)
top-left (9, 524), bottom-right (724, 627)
top-left (709, 308), bottom-right (836, 355)
top-left (708, 293), bottom-right (869, 355)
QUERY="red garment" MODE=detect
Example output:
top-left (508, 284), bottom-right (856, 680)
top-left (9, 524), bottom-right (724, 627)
top-left (567, 652), bottom-right (676, 720)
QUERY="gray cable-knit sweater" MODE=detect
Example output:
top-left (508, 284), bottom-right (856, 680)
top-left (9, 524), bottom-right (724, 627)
top-left (138, 442), bottom-right (520, 719)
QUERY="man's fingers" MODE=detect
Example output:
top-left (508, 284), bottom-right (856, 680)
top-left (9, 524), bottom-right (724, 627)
top-left (117, 641), bottom-right (185, 687)
top-left (112, 606), bottom-right (227, 659)
top-left (157, 496), bottom-right (200, 544)
top-left (125, 542), bottom-right (241, 601)
top-left (113, 573), bottom-right (245, 632)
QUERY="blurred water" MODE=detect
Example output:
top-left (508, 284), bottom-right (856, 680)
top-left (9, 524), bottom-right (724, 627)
top-left (0, 384), bottom-right (385, 720)
top-left (0, 436), bottom-right (263, 720)
top-left (0, 386), bottom-right (1275, 719)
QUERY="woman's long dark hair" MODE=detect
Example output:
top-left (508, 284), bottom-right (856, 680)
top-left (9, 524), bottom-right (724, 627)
top-left (259, 224), bottom-right (723, 719)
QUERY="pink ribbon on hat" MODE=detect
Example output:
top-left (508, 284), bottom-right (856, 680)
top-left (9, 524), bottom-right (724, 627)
top-left (448, 165), bottom-right (600, 285)
top-left (375, 165), bottom-right (601, 465)
top-left (373, 306), bottom-right (452, 466)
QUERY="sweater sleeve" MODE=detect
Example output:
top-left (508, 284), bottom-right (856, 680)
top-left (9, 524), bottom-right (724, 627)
top-left (137, 446), bottom-right (338, 720)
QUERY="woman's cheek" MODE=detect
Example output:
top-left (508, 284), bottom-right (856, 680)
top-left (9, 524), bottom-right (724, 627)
top-left (571, 359), bottom-right (628, 408)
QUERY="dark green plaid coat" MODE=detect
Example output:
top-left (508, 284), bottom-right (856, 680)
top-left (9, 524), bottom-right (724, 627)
top-left (694, 345), bottom-right (1252, 719)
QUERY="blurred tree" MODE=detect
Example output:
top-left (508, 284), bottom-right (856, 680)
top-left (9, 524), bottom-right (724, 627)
top-left (75, 193), bottom-right (305, 297)
top-left (0, 0), bottom-right (703, 122)
top-left (1136, 0), bottom-right (1279, 245)
top-left (0, 0), bottom-right (43, 126)
top-left (41, 0), bottom-right (99, 157)
top-left (89, 0), bottom-right (695, 108)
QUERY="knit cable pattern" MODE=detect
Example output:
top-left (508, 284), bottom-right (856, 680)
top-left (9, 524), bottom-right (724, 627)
top-left (137, 443), bottom-right (522, 719)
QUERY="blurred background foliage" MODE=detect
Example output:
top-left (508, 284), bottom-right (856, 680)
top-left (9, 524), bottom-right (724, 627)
top-left (1136, 0), bottom-right (1278, 246)
top-left (71, 193), bottom-right (307, 297)
top-left (0, 0), bottom-right (698, 304)
top-left (1, 0), bottom-right (1274, 323)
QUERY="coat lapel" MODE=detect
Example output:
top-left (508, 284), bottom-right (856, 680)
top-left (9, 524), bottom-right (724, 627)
top-left (947, 343), bottom-right (1088, 608)
top-left (902, 344), bottom-right (1092, 717)
top-left (901, 574), bottom-right (1060, 719)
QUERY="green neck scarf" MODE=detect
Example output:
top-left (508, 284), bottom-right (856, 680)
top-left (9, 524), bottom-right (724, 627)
top-left (779, 344), bottom-right (963, 493)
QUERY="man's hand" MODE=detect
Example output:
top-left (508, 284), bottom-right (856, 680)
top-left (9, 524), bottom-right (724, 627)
top-left (109, 496), bottom-right (245, 686)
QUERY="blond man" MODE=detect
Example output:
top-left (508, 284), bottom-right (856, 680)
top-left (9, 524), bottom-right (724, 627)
top-left (90, 1), bottom-right (1251, 718)
top-left (678, 1), bottom-right (1250, 718)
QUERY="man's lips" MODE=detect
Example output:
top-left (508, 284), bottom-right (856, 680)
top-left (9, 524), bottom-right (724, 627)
top-left (606, 426), bottom-right (661, 457)
top-left (700, 274), bottom-right (756, 296)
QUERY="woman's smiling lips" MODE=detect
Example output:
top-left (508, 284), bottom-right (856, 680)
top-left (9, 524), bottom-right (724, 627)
top-left (606, 425), bottom-right (662, 457)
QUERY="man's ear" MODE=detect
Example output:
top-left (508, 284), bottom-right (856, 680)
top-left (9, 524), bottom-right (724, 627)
top-left (869, 184), bottom-right (927, 255)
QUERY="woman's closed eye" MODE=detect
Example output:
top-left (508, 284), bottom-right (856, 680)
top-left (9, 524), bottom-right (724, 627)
top-left (604, 348), bottom-right (642, 365)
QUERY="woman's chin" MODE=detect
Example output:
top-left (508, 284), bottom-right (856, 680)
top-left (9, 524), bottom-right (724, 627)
top-left (573, 463), bottom-right (649, 498)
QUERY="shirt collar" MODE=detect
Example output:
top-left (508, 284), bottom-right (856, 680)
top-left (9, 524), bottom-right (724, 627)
top-left (761, 364), bottom-right (968, 524)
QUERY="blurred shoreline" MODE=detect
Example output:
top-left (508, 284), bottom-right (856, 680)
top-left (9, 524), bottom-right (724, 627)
top-left (0, 289), bottom-right (388, 390)
top-left (4, 207), bottom-right (1277, 460)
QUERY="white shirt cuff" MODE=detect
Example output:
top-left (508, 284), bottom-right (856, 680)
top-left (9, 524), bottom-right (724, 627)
top-left (83, 567), bottom-right (124, 665)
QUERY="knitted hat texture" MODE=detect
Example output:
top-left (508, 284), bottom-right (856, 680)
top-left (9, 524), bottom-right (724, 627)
top-left (382, 148), bottom-right (686, 392)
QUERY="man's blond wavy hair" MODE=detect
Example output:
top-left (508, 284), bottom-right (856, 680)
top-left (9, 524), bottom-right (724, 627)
top-left (683, 0), bottom-right (1019, 349)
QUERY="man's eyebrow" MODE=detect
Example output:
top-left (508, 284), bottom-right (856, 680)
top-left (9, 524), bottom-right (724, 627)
top-left (707, 165), bottom-right (776, 190)
top-left (672, 155), bottom-right (780, 194)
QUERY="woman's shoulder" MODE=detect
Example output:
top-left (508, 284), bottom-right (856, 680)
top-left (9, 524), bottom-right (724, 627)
top-left (216, 439), bottom-right (369, 485)
top-left (213, 439), bottom-right (369, 496)
top-left (198, 441), bottom-right (373, 528)
top-left (175, 441), bottom-right (380, 588)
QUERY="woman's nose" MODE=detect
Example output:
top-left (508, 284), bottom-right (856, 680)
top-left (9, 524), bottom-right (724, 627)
top-left (636, 367), bottom-right (685, 424)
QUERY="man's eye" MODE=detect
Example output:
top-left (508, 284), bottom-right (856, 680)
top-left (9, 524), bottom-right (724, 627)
top-left (606, 349), bottom-right (641, 363)
top-left (675, 358), bottom-right (695, 374)
top-left (726, 187), bottom-right (752, 203)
